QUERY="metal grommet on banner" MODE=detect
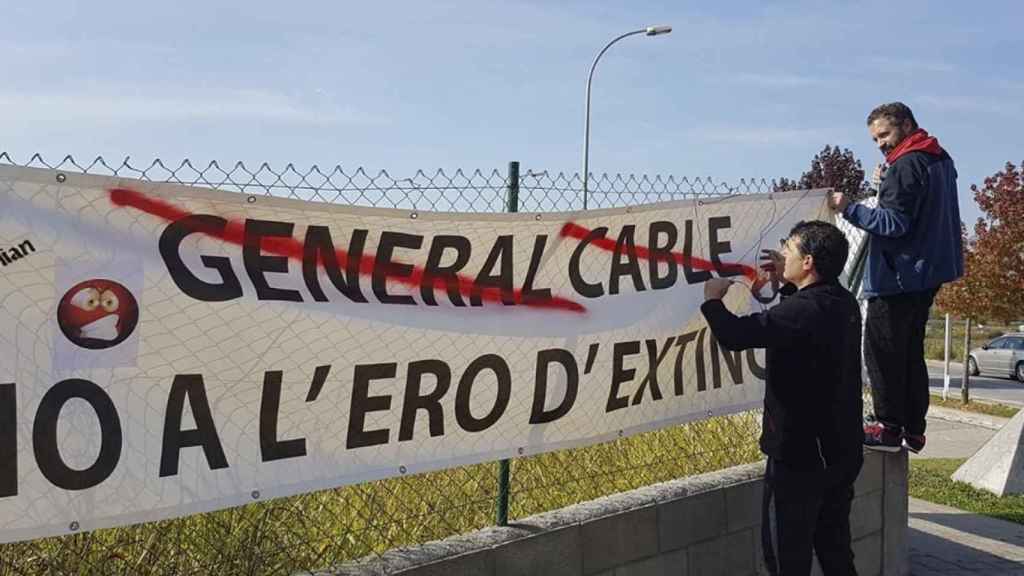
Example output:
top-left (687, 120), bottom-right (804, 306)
top-left (707, 410), bottom-right (713, 417)
top-left (399, 465), bottom-right (408, 474)
top-left (698, 200), bottom-right (704, 206)
top-left (246, 196), bottom-right (257, 204)
top-left (410, 212), bottom-right (418, 220)
top-left (69, 521), bottom-right (79, 532)
top-left (251, 490), bottom-right (260, 500)
top-left (534, 214), bottom-right (542, 221)
top-left (517, 447), bottom-right (524, 455)
top-left (618, 430), bottom-right (624, 438)
top-left (55, 173), bottom-right (67, 183)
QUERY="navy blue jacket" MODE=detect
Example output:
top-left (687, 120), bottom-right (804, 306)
top-left (842, 149), bottom-right (963, 297)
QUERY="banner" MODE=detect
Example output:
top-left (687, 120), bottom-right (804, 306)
top-left (0, 165), bottom-right (832, 543)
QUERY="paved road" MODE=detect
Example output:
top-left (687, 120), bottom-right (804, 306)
top-left (927, 360), bottom-right (1024, 406)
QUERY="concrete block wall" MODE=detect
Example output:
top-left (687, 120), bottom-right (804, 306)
top-left (317, 450), bottom-right (908, 576)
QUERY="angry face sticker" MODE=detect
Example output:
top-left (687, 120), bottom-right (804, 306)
top-left (57, 279), bottom-right (139, 350)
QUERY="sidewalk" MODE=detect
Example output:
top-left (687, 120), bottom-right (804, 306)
top-left (910, 498), bottom-right (1024, 575)
top-left (907, 408), bottom-right (1024, 574)
top-left (912, 406), bottom-right (1010, 460)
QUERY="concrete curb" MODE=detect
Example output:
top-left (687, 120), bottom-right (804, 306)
top-left (925, 359), bottom-right (962, 371)
top-left (927, 405), bottom-right (1010, 431)
top-left (951, 408), bottom-right (1024, 495)
top-left (310, 463), bottom-right (766, 576)
top-left (313, 453), bottom-right (907, 576)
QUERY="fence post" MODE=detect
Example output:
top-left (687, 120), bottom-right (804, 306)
top-left (506, 161), bottom-right (520, 215)
top-left (943, 314), bottom-right (951, 400)
top-left (961, 317), bottom-right (971, 404)
top-left (496, 161), bottom-right (519, 527)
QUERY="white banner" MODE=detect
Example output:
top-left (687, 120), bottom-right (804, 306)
top-left (0, 165), bottom-right (831, 543)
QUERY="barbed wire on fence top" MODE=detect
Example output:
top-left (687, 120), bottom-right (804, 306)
top-left (0, 152), bottom-right (781, 212)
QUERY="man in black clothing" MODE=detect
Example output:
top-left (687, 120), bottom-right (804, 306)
top-left (701, 220), bottom-right (863, 576)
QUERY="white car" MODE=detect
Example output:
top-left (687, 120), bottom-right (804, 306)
top-left (968, 332), bottom-right (1024, 382)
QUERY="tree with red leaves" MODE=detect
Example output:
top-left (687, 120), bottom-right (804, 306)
top-left (935, 161), bottom-right (1024, 402)
top-left (775, 145), bottom-right (871, 200)
top-left (937, 161), bottom-right (1024, 324)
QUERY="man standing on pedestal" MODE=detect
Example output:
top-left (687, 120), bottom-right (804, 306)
top-left (830, 102), bottom-right (964, 453)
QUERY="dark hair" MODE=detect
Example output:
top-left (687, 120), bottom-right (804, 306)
top-left (866, 102), bottom-right (918, 130)
top-left (789, 220), bottom-right (849, 282)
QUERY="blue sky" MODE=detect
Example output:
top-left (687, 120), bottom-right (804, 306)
top-left (3, 1), bottom-right (1022, 224)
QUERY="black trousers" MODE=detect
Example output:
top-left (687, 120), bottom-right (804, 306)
top-left (762, 457), bottom-right (861, 576)
top-left (864, 288), bottom-right (938, 436)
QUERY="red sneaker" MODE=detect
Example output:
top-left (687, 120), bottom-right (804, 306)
top-left (903, 433), bottom-right (926, 454)
top-left (863, 421), bottom-right (902, 452)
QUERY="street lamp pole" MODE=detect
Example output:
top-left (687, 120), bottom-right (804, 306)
top-left (582, 25), bottom-right (671, 210)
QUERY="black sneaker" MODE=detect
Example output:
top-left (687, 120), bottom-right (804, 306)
top-left (863, 421), bottom-right (902, 452)
top-left (902, 433), bottom-right (926, 454)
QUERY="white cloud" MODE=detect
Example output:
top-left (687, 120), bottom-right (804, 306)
top-left (724, 73), bottom-right (826, 87)
top-left (917, 95), bottom-right (1022, 118)
top-left (868, 56), bottom-right (956, 74)
top-left (0, 89), bottom-right (388, 126)
top-left (687, 126), bottom-right (828, 146)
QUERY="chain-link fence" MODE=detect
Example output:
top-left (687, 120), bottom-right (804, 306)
top-left (924, 314), bottom-right (1024, 365)
top-left (0, 153), bottom-right (777, 212)
top-left (0, 153), bottom-right (783, 576)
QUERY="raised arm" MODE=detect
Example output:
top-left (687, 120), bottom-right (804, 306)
top-left (840, 159), bottom-right (926, 238)
top-left (699, 281), bottom-right (803, 351)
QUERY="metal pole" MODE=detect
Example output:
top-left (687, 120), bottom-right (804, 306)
top-left (506, 161), bottom-right (520, 214)
top-left (961, 317), bottom-right (971, 405)
top-left (496, 460), bottom-right (511, 526)
top-left (496, 161), bottom-right (519, 526)
top-left (943, 313), bottom-right (951, 400)
top-left (582, 29), bottom-right (646, 211)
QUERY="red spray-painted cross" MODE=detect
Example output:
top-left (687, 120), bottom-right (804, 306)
top-left (109, 188), bottom-right (761, 313)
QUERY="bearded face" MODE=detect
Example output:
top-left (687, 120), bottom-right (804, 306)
top-left (869, 116), bottom-right (912, 156)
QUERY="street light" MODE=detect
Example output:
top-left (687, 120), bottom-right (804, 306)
top-left (582, 25), bottom-right (671, 210)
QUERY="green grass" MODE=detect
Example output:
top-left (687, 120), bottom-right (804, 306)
top-left (923, 318), bottom-right (1016, 362)
top-left (0, 413), bottom-right (763, 576)
top-left (924, 337), bottom-right (965, 362)
top-left (930, 394), bottom-right (1020, 419)
top-left (909, 458), bottom-right (1024, 525)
